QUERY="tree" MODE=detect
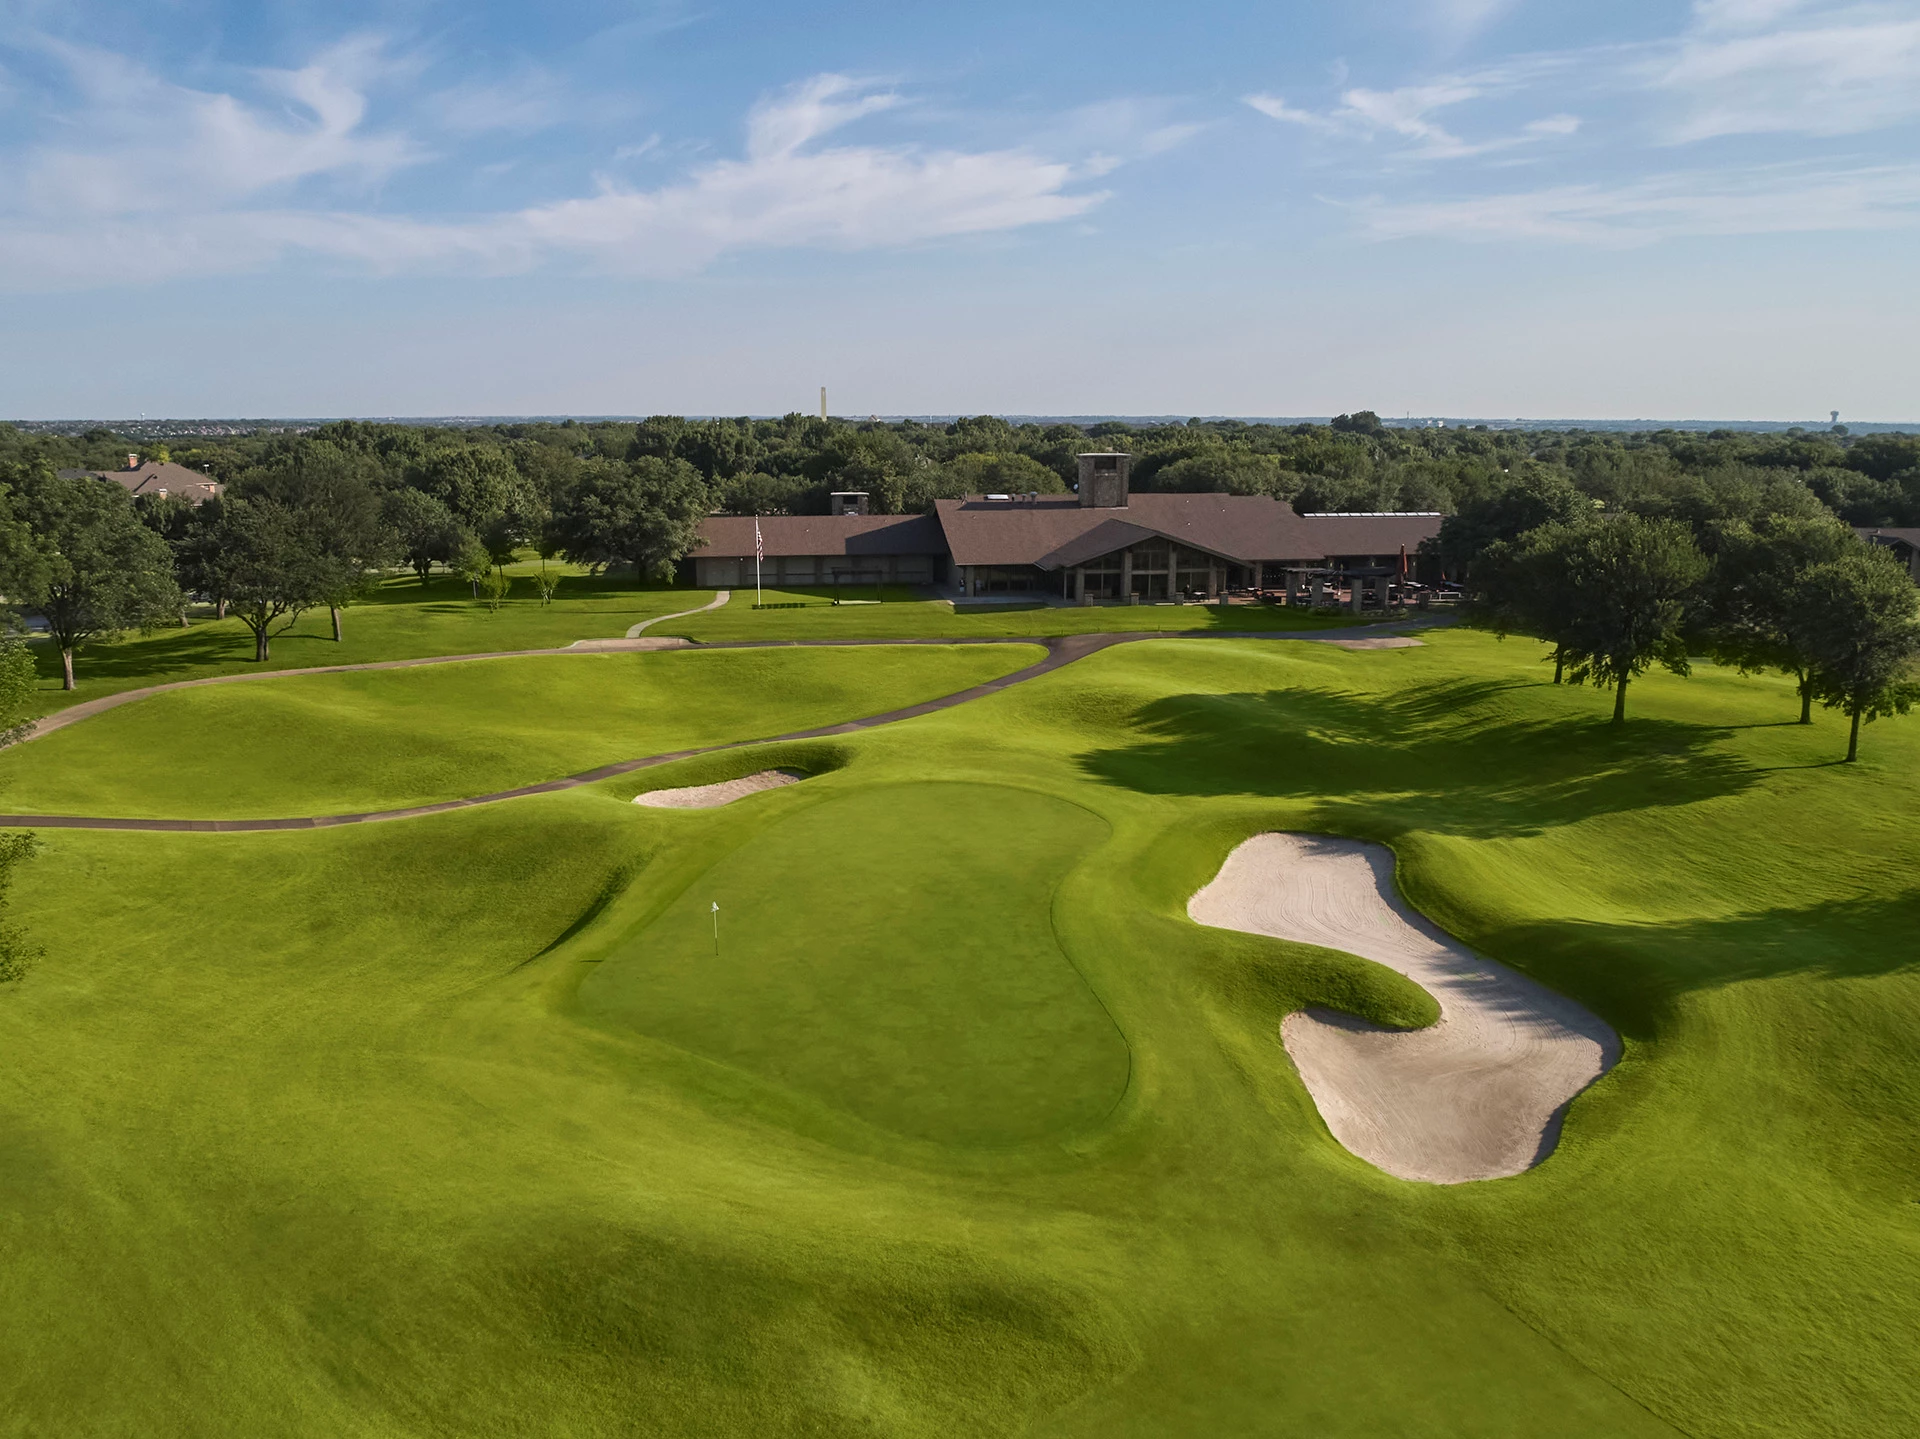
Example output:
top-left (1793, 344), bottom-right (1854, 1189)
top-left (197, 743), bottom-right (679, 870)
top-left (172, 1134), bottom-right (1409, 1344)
top-left (477, 569), bottom-right (513, 612)
top-left (203, 498), bottom-right (330, 663)
top-left (1504, 515), bottom-right (1708, 724)
top-left (7, 471), bottom-right (182, 689)
top-left (409, 444), bottom-right (525, 534)
top-left (1796, 549), bottom-right (1920, 762)
top-left (1704, 516), bottom-right (1860, 723)
top-left (0, 634), bottom-right (37, 746)
top-left (547, 457), bottom-right (711, 582)
top-left (0, 830), bottom-right (43, 983)
top-left (1432, 468), bottom-right (1590, 578)
top-left (236, 443), bottom-right (395, 641)
top-left (382, 487), bottom-right (466, 585)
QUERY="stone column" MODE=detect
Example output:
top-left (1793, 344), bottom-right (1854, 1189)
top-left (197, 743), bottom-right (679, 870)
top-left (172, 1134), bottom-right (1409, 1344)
top-left (1120, 547), bottom-right (1134, 601)
top-left (1348, 578), bottom-right (1362, 614)
top-left (1074, 567), bottom-right (1086, 603)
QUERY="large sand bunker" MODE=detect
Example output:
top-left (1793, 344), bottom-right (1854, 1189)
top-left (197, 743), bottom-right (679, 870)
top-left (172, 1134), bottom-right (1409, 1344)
top-left (1189, 833), bottom-right (1618, 1183)
top-left (633, 769), bottom-right (802, 809)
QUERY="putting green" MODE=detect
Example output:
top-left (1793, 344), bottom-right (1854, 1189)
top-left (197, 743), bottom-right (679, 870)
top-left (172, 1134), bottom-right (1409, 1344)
top-left (578, 783), bottom-right (1128, 1146)
top-left (0, 645), bottom-right (1040, 818)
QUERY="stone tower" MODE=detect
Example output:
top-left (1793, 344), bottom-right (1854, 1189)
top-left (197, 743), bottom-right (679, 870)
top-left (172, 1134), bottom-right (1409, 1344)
top-left (1076, 452), bottom-right (1131, 508)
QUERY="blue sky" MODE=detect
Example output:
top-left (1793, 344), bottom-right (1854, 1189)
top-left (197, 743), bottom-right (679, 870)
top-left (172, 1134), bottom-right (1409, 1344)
top-left (2, 0), bottom-right (1916, 419)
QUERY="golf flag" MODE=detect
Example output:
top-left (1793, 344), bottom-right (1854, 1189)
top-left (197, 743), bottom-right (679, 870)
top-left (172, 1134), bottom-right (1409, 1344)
top-left (711, 900), bottom-right (720, 955)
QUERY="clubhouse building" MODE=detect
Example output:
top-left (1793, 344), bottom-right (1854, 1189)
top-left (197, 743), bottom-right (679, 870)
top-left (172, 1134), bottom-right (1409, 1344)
top-left (688, 453), bottom-right (1444, 604)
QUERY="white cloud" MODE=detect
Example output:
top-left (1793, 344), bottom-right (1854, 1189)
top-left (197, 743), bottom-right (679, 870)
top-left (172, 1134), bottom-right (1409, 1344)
top-left (16, 35), bottom-right (424, 217)
top-left (1245, 70), bottom-right (1575, 159)
top-left (1654, 14), bottom-right (1920, 140)
top-left (1351, 163), bottom-right (1920, 244)
top-left (0, 63), bottom-right (1106, 289)
top-left (1244, 93), bottom-right (1341, 133)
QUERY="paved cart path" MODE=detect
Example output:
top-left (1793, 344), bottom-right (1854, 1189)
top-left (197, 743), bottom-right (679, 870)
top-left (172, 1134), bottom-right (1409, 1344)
top-left (1189, 832), bottom-right (1618, 1183)
top-left (621, 589), bottom-right (730, 638)
top-left (1, 618), bottom-right (1448, 833)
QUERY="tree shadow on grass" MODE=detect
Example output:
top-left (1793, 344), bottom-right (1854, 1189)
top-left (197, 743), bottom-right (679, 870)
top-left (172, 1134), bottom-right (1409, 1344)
top-left (1484, 890), bottom-right (1920, 1039)
top-left (1077, 678), bottom-right (1762, 841)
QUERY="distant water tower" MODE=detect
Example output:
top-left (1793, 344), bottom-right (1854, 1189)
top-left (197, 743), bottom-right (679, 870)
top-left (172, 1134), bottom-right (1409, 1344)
top-left (1831, 410), bottom-right (1840, 425)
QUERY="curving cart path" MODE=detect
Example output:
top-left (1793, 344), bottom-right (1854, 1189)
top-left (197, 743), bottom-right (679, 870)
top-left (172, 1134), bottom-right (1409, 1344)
top-left (619, 589), bottom-right (731, 638)
top-left (1, 619), bottom-right (1447, 833)
top-left (1189, 832), bottom-right (1617, 1183)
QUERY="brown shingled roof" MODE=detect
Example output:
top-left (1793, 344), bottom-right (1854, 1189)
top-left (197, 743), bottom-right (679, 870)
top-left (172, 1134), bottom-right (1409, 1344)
top-left (934, 493), bottom-right (1321, 567)
top-left (697, 512), bottom-right (948, 559)
top-left (1297, 512), bottom-right (1444, 557)
top-left (59, 461), bottom-right (224, 505)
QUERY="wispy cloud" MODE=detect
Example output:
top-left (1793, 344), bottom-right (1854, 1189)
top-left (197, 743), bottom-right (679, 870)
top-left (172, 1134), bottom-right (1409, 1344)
top-left (0, 64), bottom-right (1107, 289)
top-left (18, 34), bottom-right (423, 216)
top-left (1352, 163), bottom-right (1920, 244)
top-left (1245, 65), bottom-right (1577, 159)
top-left (1652, 8), bottom-right (1920, 140)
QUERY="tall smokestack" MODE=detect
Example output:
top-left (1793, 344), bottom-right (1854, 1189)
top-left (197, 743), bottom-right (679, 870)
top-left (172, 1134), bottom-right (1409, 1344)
top-left (820, 386), bottom-right (827, 421)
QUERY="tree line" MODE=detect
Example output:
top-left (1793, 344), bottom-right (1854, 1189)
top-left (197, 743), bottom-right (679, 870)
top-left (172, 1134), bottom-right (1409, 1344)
top-left (1436, 473), bottom-right (1920, 761)
top-left (0, 439), bottom-right (710, 686)
top-left (6, 411), bottom-right (1916, 525)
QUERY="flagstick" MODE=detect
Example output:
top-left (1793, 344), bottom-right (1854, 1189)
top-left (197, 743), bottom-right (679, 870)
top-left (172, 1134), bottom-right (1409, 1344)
top-left (711, 900), bottom-right (720, 957)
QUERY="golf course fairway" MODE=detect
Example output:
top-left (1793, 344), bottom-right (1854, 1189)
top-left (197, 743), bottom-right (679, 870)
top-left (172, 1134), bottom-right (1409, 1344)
top-left (1, 627), bottom-right (1915, 1437)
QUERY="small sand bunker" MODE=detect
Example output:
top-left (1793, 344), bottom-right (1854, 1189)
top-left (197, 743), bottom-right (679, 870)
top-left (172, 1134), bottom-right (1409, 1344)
top-left (1189, 833), bottom-right (1617, 1183)
top-left (1323, 636), bottom-right (1425, 650)
top-left (633, 769), bottom-right (802, 809)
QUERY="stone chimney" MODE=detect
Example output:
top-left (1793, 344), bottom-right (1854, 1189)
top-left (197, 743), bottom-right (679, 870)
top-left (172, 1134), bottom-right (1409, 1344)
top-left (830, 492), bottom-right (869, 516)
top-left (1076, 452), bottom-right (1131, 508)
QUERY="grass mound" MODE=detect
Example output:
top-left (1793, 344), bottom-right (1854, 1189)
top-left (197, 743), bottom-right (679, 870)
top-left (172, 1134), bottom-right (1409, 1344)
top-left (0, 645), bottom-right (1040, 818)
top-left (578, 782), bottom-right (1129, 1147)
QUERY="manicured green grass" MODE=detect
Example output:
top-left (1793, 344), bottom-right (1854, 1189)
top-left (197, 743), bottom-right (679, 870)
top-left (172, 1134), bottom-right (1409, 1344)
top-left (1, 626), bottom-right (1916, 1436)
top-left (578, 782), bottom-right (1128, 1147)
top-left (26, 565), bottom-right (712, 717)
top-left (672, 587), bottom-right (1371, 641)
top-left (0, 645), bottom-right (1041, 818)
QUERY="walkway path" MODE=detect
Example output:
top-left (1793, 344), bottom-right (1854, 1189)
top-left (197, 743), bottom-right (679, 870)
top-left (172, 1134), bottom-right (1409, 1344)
top-left (2, 617), bottom-right (1449, 832)
top-left (619, 589), bottom-right (730, 638)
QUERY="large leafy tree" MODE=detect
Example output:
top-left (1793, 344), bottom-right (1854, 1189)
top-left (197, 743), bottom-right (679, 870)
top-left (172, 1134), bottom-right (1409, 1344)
top-left (408, 444), bottom-right (525, 534)
top-left (6, 469), bottom-right (182, 689)
top-left (547, 458), bottom-right (711, 583)
top-left (382, 487), bottom-right (467, 585)
top-left (1433, 468), bottom-right (1591, 578)
top-left (1505, 515), bottom-right (1708, 724)
top-left (1796, 548), bottom-right (1920, 762)
top-left (1704, 516), bottom-right (1861, 723)
top-left (203, 498), bottom-right (331, 663)
top-left (236, 444), bottom-right (394, 641)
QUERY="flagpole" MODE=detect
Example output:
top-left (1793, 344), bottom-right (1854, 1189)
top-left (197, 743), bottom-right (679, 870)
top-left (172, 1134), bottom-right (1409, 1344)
top-left (711, 901), bottom-right (719, 957)
top-left (754, 516), bottom-right (763, 607)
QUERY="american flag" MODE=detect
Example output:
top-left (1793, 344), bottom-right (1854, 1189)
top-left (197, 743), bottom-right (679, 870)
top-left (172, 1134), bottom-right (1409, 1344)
top-left (755, 518), bottom-right (763, 563)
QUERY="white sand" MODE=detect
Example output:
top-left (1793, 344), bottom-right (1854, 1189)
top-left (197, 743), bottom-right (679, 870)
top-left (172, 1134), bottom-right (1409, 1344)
top-left (1322, 636), bottom-right (1425, 650)
top-left (632, 769), bottom-right (802, 809)
top-left (1188, 833), bottom-right (1617, 1183)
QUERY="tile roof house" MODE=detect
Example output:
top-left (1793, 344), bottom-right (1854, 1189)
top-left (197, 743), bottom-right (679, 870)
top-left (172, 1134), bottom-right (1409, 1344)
top-left (58, 455), bottom-right (224, 505)
top-left (689, 451), bottom-right (1444, 601)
